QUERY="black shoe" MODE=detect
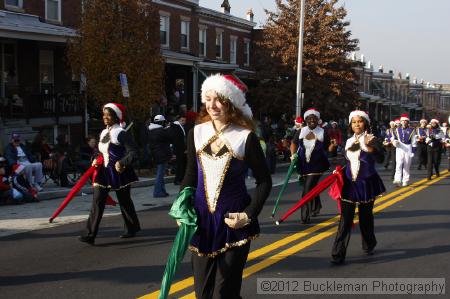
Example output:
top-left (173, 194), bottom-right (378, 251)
top-left (120, 232), bottom-right (137, 239)
top-left (330, 257), bottom-right (345, 265)
top-left (78, 235), bottom-right (95, 245)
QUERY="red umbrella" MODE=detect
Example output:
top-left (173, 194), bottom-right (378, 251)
top-left (275, 166), bottom-right (344, 225)
top-left (49, 155), bottom-right (117, 223)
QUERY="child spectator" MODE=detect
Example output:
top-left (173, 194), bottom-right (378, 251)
top-left (11, 164), bottom-right (39, 202)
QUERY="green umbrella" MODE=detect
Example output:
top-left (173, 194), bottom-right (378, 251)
top-left (271, 154), bottom-right (298, 218)
top-left (158, 187), bottom-right (197, 299)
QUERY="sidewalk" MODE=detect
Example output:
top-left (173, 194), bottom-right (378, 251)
top-left (0, 163), bottom-right (291, 238)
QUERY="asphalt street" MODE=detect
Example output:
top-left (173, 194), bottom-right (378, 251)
top-left (1, 162), bottom-right (449, 299)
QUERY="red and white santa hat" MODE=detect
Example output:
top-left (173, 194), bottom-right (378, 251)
top-left (419, 118), bottom-right (428, 124)
top-left (349, 110), bottom-right (370, 124)
top-left (430, 118), bottom-right (439, 124)
top-left (12, 164), bottom-right (25, 175)
top-left (400, 114), bottom-right (410, 122)
top-left (389, 120), bottom-right (395, 125)
top-left (103, 103), bottom-right (126, 128)
top-left (201, 74), bottom-right (252, 118)
top-left (295, 116), bottom-right (304, 125)
top-left (394, 118), bottom-right (401, 124)
top-left (304, 108), bottom-right (320, 119)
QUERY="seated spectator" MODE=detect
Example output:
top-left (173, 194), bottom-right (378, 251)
top-left (54, 134), bottom-right (74, 188)
top-left (4, 133), bottom-right (44, 191)
top-left (0, 156), bottom-right (16, 205)
top-left (77, 136), bottom-right (98, 173)
top-left (10, 164), bottom-right (39, 202)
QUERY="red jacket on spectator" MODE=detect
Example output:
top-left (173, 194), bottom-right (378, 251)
top-left (327, 126), bottom-right (343, 146)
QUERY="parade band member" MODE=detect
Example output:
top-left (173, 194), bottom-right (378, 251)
top-left (416, 119), bottom-right (428, 170)
top-left (392, 114), bottom-right (417, 187)
top-left (79, 103), bottom-right (141, 245)
top-left (426, 119), bottom-right (445, 180)
top-left (331, 110), bottom-right (385, 265)
top-left (180, 74), bottom-right (272, 298)
top-left (290, 108), bottom-right (335, 224)
top-left (383, 121), bottom-right (396, 174)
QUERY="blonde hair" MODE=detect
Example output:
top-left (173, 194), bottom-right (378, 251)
top-left (196, 93), bottom-right (255, 131)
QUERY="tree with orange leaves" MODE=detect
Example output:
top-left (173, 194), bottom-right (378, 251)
top-left (67, 0), bottom-right (164, 121)
top-left (251, 0), bottom-right (359, 120)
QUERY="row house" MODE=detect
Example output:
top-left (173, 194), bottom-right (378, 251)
top-left (354, 55), bottom-right (450, 123)
top-left (0, 0), bottom-right (82, 147)
top-left (155, 0), bottom-right (256, 113)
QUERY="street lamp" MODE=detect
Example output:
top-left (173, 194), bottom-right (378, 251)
top-left (296, 0), bottom-right (306, 117)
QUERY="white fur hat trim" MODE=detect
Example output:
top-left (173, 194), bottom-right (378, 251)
top-left (349, 110), bottom-right (370, 124)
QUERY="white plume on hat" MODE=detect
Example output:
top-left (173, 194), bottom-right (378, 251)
top-left (304, 108), bottom-right (320, 120)
top-left (349, 110), bottom-right (370, 124)
top-left (104, 103), bottom-right (126, 128)
top-left (201, 74), bottom-right (252, 118)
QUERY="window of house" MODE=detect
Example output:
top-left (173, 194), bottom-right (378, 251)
top-left (230, 37), bottom-right (237, 64)
top-left (216, 31), bottom-right (223, 59)
top-left (181, 20), bottom-right (190, 49)
top-left (0, 42), bottom-right (18, 99)
top-left (5, 0), bottom-right (22, 7)
top-left (46, 0), bottom-right (61, 21)
top-left (160, 15), bottom-right (170, 47)
top-left (244, 40), bottom-right (250, 66)
top-left (40, 50), bottom-right (54, 88)
top-left (199, 28), bottom-right (206, 56)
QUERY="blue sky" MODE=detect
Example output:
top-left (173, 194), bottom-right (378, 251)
top-left (200, 0), bottom-right (450, 84)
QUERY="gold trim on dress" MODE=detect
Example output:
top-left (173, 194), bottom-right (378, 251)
top-left (340, 194), bottom-right (383, 205)
top-left (93, 180), bottom-right (138, 191)
top-left (197, 150), bottom-right (233, 213)
top-left (189, 234), bottom-right (259, 258)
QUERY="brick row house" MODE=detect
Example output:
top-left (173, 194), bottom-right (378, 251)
top-left (155, 0), bottom-right (256, 112)
top-left (0, 0), bottom-right (83, 147)
top-left (354, 55), bottom-right (450, 123)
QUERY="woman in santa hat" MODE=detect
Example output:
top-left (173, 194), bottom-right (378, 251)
top-left (331, 110), bottom-right (385, 265)
top-left (180, 74), bottom-right (272, 298)
top-left (79, 103), bottom-right (141, 245)
top-left (290, 108), bottom-right (336, 224)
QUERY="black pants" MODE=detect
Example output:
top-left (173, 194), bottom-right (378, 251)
top-left (300, 174), bottom-right (322, 223)
top-left (192, 242), bottom-right (250, 299)
top-left (174, 152), bottom-right (187, 184)
top-left (416, 142), bottom-right (428, 169)
top-left (384, 146), bottom-right (394, 168)
top-left (331, 200), bottom-right (376, 262)
top-left (83, 186), bottom-right (140, 238)
top-left (427, 147), bottom-right (441, 179)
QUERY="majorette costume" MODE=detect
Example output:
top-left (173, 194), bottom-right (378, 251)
top-left (426, 119), bottom-right (445, 180)
top-left (80, 103), bottom-right (140, 244)
top-left (180, 74), bottom-right (272, 298)
top-left (292, 108), bottom-right (331, 224)
top-left (391, 114), bottom-right (417, 186)
top-left (416, 119), bottom-right (428, 170)
top-left (331, 110), bottom-right (386, 264)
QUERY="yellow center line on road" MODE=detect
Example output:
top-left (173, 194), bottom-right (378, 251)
top-left (139, 172), bottom-right (448, 299)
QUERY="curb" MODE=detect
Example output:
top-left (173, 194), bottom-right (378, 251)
top-left (38, 175), bottom-right (175, 200)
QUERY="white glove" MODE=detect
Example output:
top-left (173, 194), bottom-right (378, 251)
top-left (425, 137), bottom-right (431, 144)
top-left (392, 140), bottom-right (400, 147)
top-left (224, 212), bottom-right (250, 229)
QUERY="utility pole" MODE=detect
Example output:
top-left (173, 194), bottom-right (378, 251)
top-left (295, 0), bottom-right (306, 117)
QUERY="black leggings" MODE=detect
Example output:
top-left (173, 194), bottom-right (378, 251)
top-left (331, 200), bottom-right (376, 261)
top-left (84, 186), bottom-right (140, 238)
top-left (192, 242), bottom-right (251, 299)
top-left (300, 174), bottom-right (322, 223)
